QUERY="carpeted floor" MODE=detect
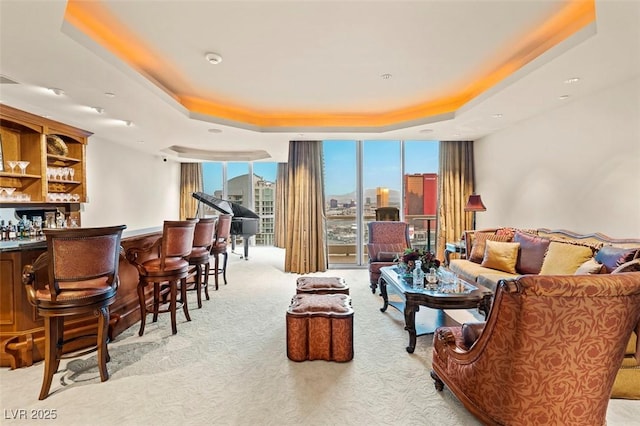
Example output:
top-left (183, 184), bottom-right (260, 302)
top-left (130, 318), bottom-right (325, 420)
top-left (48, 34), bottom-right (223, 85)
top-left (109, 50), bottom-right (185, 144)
top-left (0, 247), bottom-right (637, 425)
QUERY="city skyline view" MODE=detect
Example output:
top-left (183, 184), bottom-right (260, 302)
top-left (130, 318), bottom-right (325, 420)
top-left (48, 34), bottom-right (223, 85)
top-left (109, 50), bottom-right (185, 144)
top-left (203, 140), bottom-right (439, 198)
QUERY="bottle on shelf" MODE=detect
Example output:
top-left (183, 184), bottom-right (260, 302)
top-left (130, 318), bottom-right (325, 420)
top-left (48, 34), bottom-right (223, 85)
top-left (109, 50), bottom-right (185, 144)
top-left (7, 220), bottom-right (16, 240)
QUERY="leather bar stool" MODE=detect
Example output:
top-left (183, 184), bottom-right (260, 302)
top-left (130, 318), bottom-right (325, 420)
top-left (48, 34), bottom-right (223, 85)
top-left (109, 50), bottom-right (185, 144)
top-left (22, 225), bottom-right (126, 400)
top-left (126, 220), bottom-right (196, 336)
top-left (185, 217), bottom-right (216, 308)
top-left (209, 214), bottom-right (232, 290)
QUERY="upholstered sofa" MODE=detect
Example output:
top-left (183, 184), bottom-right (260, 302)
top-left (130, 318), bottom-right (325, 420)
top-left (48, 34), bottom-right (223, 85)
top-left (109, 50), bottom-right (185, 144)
top-left (448, 227), bottom-right (640, 399)
top-left (431, 274), bottom-right (640, 425)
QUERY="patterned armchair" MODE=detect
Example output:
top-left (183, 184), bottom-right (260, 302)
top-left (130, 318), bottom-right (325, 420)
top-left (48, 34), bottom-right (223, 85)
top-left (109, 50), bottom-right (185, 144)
top-left (367, 221), bottom-right (411, 293)
top-left (431, 273), bottom-right (640, 426)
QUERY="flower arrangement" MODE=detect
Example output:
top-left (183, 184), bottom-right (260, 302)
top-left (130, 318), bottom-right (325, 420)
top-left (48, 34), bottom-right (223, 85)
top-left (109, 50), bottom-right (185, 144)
top-left (396, 248), bottom-right (441, 272)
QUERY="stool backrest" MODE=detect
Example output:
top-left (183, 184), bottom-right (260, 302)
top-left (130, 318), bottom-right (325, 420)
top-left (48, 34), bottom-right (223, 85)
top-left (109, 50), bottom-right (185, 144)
top-left (215, 214), bottom-right (232, 243)
top-left (162, 220), bottom-right (197, 261)
top-left (45, 225), bottom-right (126, 299)
top-left (189, 217), bottom-right (217, 249)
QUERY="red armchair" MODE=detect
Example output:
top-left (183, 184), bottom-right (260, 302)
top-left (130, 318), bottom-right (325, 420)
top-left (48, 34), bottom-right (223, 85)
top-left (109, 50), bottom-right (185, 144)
top-left (367, 221), bottom-right (411, 293)
top-left (431, 273), bottom-right (640, 426)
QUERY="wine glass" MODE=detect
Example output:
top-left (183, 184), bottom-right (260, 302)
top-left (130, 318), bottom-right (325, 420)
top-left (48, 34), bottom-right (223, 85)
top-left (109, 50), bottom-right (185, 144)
top-left (17, 161), bottom-right (30, 175)
top-left (7, 160), bottom-right (18, 173)
top-left (4, 187), bottom-right (16, 200)
top-left (61, 167), bottom-right (70, 181)
top-left (68, 168), bottom-right (75, 181)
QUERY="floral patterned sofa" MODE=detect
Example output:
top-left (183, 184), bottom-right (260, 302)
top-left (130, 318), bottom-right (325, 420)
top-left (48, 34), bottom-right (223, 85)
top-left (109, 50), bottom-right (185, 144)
top-left (431, 274), bottom-right (640, 425)
top-left (447, 227), bottom-right (640, 400)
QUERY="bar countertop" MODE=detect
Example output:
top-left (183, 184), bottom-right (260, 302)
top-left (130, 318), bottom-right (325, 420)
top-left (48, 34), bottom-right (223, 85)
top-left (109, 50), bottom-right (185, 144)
top-left (0, 226), bottom-right (162, 252)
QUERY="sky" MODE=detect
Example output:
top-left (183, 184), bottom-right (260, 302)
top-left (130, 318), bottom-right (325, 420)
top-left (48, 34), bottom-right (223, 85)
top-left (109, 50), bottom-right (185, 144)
top-left (203, 140), bottom-right (439, 196)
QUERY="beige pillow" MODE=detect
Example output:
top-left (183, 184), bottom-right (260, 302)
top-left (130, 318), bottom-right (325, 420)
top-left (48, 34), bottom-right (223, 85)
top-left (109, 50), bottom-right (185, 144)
top-left (481, 240), bottom-right (520, 274)
top-left (469, 233), bottom-right (512, 263)
top-left (574, 258), bottom-right (604, 275)
top-left (540, 241), bottom-right (594, 275)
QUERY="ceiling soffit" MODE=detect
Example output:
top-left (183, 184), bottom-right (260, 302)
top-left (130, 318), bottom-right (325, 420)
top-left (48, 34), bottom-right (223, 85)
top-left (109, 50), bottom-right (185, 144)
top-left (63, 0), bottom-right (595, 132)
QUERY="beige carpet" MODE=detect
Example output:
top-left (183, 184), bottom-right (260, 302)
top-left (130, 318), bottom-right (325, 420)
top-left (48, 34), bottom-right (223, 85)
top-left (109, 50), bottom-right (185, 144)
top-left (1, 247), bottom-right (638, 425)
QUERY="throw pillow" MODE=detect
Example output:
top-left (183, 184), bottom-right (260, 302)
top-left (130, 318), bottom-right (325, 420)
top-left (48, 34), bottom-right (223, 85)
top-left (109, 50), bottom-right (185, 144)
top-left (513, 231), bottom-right (551, 274)
top-left (481, 240), bottom-right (520, 274)
top-left (539, 242), bottom-right (594, 275)
top-left (367, 243), bottom-right (406, 261)
top-left (574, 258), bottom-right (604, 275)
top-left (594, 246), bottom-right (640, 273)
top-left (469, 233), bottom-right (512, 263)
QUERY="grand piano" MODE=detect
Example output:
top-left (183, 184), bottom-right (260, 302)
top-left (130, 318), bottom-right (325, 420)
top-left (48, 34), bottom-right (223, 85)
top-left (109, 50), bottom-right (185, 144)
top-left (192, 192), bottom-right (260, 260)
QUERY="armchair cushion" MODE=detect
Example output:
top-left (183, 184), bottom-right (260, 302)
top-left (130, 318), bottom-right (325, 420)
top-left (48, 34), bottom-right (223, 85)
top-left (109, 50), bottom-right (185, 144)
top-left (367, 243), bottom-right (405, 261)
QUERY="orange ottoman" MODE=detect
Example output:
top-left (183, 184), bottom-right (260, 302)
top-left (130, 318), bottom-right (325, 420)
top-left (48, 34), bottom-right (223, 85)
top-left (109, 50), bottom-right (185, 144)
top-left (286, 293), bottom-right (354, 362)
top-left (296, 276), bottom-right (349, 295)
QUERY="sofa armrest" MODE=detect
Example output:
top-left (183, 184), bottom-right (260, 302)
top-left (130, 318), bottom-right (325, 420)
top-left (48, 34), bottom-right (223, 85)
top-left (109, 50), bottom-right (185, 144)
top-left (612, 258), bottom-right (640, 274)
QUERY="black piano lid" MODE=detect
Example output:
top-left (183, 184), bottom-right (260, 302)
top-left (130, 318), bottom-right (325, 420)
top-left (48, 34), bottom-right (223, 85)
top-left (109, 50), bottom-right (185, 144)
top-left (192, 192), bottom-right (259, 219)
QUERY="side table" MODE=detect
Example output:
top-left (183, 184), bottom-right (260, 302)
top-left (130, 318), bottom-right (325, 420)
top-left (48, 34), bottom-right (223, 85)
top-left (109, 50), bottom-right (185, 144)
top-left (444, 241), bottom-right (466, 266)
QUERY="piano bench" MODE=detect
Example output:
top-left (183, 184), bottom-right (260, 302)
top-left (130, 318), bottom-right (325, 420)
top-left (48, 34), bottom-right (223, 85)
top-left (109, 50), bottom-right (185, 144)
top-left (286, 294), bottom-right (354, 362)
top-left (296, 276), bottom-right (349, 295)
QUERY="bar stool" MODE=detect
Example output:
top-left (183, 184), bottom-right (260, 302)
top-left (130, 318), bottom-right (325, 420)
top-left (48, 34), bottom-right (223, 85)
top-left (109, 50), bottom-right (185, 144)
top-left (22, 225), bottom-right (126, 400)
top-left (185, 217), bottom-right (216, 308)
top-left (209, 214), bottom-right (232, 290)
top-left (126, 220), bottom-right (196, 336)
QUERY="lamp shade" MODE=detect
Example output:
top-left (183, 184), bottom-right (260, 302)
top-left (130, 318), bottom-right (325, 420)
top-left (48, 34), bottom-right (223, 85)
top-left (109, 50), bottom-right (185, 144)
top-left (464, 194), bottom-right (486, 212)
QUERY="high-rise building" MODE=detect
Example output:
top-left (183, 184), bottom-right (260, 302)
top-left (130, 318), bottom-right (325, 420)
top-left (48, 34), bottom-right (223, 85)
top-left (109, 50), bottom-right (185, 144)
top-left (404, 173), bottom-right (438, 216)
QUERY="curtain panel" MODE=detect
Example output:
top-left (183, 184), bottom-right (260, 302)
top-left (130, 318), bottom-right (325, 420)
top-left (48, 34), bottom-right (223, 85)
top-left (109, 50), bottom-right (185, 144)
top-left (284, 141), bottom-right (327, 273)
top-left (274, 162), bottom-right (288, 248)
top-left (180, 162), bottom-right (203, 220)
top-left (436, 141), bottom-right (475, 260)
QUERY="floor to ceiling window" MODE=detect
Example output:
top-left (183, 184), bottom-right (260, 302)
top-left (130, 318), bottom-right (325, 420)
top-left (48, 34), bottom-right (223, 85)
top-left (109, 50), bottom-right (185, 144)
top-left (202, 161), bottom-right (277, 248)
top-left (323, 140), bottom-right (439, 267)
top-left (323, 141), bottom-right (358, 265)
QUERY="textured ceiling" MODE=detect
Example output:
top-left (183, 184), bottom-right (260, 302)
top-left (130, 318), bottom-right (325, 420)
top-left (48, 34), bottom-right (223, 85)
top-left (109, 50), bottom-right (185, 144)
top-left (1, 1), bottom-right (638, 162)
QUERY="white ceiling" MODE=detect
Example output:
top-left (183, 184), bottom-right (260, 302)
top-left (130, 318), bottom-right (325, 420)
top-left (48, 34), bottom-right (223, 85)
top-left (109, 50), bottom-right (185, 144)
top-left (1, 0), bottom-right (639, 163)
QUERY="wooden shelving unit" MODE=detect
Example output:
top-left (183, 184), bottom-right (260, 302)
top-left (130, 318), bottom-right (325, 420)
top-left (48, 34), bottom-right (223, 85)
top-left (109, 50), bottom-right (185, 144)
top-left (0, 104), bottom-right (91, 206)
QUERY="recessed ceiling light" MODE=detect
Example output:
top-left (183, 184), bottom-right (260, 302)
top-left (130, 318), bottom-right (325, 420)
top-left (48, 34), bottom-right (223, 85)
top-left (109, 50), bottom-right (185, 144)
top-left (137, 140), bottom-right (145, 144)
top-left (381, 73), bottom-right (392, 80)
top-left (48, 88), bottom-right (64, 96)
top-left (205, 52), bottom-right (223, 65)
top-left (104, 92), bottom-right (116, 98)
top-left (564, 77), bottom-right (580, 84)
top-left (558, 95), bottom-right (570, 100)
top-left (492, 113), bottom-right (503, 119)
top-left (123, 120), bottom-right (133, 126)
top-left (208, 128), bottom-right (222, 133)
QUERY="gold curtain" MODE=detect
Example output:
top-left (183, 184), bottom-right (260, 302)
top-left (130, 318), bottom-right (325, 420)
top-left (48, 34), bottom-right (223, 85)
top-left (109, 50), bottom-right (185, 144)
top-left (180, 163), bottom-right (203, 219)
top-left (274, 162), bottom-right (288, 248)
top-left (436, 141), bottom-right (475, 260)
top-left (284, 141), bottom-right (327, 273)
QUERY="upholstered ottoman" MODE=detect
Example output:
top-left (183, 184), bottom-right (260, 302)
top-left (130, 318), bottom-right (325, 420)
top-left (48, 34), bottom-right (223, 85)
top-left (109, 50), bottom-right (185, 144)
top-left (296, 276), bottom-right (349, 295)
top-left (286, 294), bottom-right (354, 362)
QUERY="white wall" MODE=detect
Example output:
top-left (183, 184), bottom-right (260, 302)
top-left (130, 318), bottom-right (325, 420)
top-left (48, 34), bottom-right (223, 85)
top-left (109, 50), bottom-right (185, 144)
top-left (474, 76), bottom-right (640, 238)
top-left (81, 138), bottom-right (181, 231)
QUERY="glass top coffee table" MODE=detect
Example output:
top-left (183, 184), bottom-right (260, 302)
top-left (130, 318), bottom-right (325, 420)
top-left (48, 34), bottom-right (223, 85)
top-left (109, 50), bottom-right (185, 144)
top-left (378, 265), bottom-right (492, 353)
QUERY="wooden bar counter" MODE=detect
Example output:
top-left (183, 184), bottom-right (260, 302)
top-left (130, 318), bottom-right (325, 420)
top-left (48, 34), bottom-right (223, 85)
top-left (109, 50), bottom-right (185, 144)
top-left (0, 227), bottom-right (162, 369)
